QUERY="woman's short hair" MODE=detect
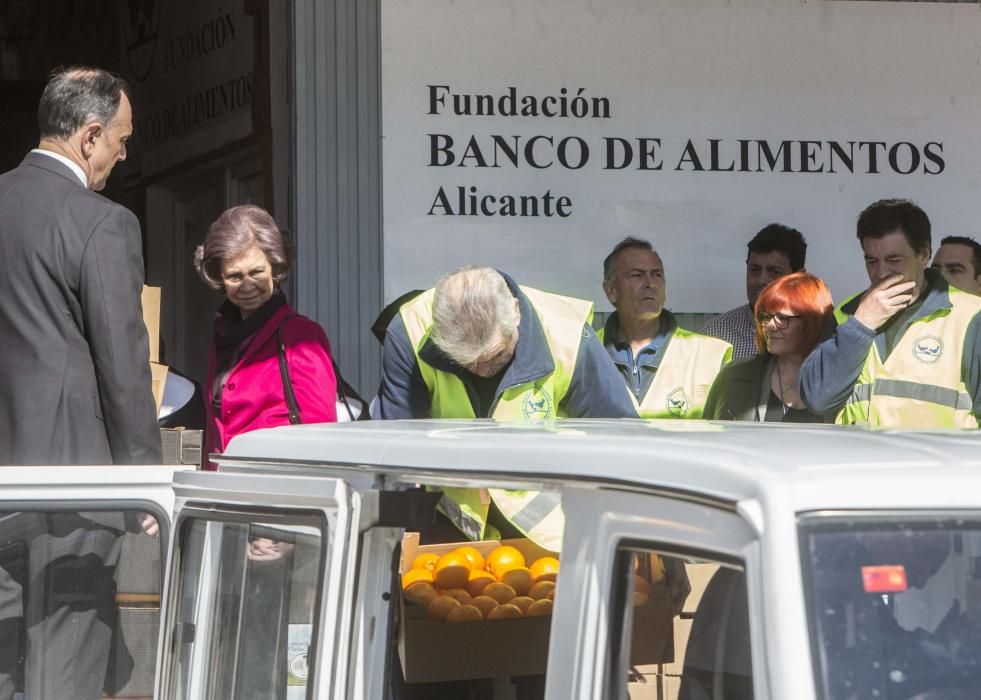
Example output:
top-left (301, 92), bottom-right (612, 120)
top-left (753, 271), bottom-right (833, 356)
top-left (194, 205), bottom-right (292, 291)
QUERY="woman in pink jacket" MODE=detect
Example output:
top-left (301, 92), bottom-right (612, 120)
top-left (194, 205), bottom-right (337, 469)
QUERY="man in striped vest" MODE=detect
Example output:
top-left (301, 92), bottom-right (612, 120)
top-left (599, 237), bottom-right (733, 419)
top-left (373, 266), bottom-right (635, 548)
top-left (800, 199), bottom-right (981, 428)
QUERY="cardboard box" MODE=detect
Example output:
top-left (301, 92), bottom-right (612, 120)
top-left (398, 533), bottom-right (554, 683)
top-left (160, 428), bottom-right (202, 466)
top-left (397, 533), bottom-right (674, 683)
top-left (142, 286), bottom-right (167, 414)
top-left (141, 286), bottom-right (161, 363)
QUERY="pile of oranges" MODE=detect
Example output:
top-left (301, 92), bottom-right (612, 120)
top-left (402, 544), bottom-right (559, 623)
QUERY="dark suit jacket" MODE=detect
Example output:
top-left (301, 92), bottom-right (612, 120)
top-left (0, 152), bottom-right (161, 464)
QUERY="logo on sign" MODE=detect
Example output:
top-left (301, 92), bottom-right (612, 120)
top-left (666, 388), bottom-right (690, 418)
top-left (123, 0), bottom-right (160, 82)
top-left (912, 336), bottom-right (943, 364)
top-left (522, 386), bottom-right (553, 420)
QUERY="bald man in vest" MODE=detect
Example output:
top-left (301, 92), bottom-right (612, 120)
top-left (600, 237), bottom-right (733, 419)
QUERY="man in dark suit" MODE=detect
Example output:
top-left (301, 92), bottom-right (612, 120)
top-left (0, 67), bottom-right (162, 699)
top-left (0, 67), bottom-right (160, 465)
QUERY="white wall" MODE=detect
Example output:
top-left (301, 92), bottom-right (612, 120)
top-left (382, 0), bottom-right (981, 313)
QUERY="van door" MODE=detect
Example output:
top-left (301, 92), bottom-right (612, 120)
top-left (155, 470), bottom-right (361, 700)
top-left (551, 486), bottom-right (766, 700)
top-left (0, 465), bottom-right (185, 700)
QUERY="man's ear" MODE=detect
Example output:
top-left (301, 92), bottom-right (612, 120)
top-left (79, 122), bottom-right (103, 159)
top-left (602, 279), bottom-right (616, 306)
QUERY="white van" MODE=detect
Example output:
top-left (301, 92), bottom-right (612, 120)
top-left (2, 420), bottom-right (981, 699)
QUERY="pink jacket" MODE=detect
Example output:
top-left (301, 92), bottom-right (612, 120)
top-left (203, 304), bottom-right (337, 469)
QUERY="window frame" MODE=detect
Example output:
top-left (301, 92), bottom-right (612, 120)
top-left (798, 509), bottom-right (981, 700)
top-left (158, 469), bottom-right (360, 700)
top-left (164, 504), bottom-right (329, 700)
top-left (549, 484), bottom-right (765, 699)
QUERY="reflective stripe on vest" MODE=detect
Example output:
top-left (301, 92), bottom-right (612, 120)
top-left (834, 287), bottom-right (981, 428)
top-left (487, 488), bottom-right (564, 552)
top-left (400, 285), bottom-right (593, 419)
top-left (599, 326), bottom-right (732, 419)
top-left (435, 487), bottom-right (489, 541)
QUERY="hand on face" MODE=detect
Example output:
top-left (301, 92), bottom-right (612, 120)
top-left (853, 273), bottom-right (917, 331)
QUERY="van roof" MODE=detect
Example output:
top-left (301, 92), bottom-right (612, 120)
top-left (218, 420), bottom-right (981, 507)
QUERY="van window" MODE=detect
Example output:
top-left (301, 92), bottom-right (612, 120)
top-left (801, 515), bottom-right (981, 700)
top-left (613, 547), bottom-right (754, 700)
top-left (165, 511), bottom-right (324, 700)
top-left (0, 508), bottom-right (163, 699)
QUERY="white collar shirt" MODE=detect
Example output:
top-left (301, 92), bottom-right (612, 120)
top-left (31, 148), bottom-right (88, 188)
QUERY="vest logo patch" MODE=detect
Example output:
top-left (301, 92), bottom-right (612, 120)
top-left (666, 388), bottom-right (690, 418)
top-left (522, 386), bottom-right (554, 420)
top-left (912, 335), bottom-right (944, 364)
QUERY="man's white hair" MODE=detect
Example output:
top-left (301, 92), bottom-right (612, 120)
top-left (430, 266), bottom-right (519, 366)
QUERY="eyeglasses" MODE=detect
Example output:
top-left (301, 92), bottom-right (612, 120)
top-left (757, 312), bottom-right (801, 329)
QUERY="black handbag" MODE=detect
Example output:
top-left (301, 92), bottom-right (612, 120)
top-left (277, 316), bottom-right (369, 423)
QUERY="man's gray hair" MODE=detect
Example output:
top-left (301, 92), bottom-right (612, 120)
top-left (38, 67), bottom-right (130, 140)
top-left (430, 267), bottom-right (519, 366)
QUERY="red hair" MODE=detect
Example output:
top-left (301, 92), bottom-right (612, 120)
top-left (753, 272), bottom-right (833, 355)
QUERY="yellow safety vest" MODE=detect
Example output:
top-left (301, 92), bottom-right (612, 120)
top-left (399, 284), bottom-right (592, 547)
top-left (598, 326), bottom-right (733, 419)
top-left (400, 285), bottom-right (592, 419)
top-left (834, 288), bottom-right (981, 428)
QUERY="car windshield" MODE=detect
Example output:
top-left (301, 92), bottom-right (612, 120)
top-left (800, 515), bottom-right (981, 700)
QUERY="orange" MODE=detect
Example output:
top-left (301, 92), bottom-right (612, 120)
top-left (402, 568), bottom-right (434, 590)
top-left (511, 596), bottom-right (534, 614)
top-left (487, 603), bottom-right (523, 620)
top-left (403, 581), bottom-right (438, 607)
top-left (500, 567), bottom-right (534, 596)
top-left (528, 580), bottom-right (555, 601)
top-left (466, 570), bottom-right (496, 598)
top-left (470, 595), bottom-right (499, 619)
top-left (482, 581), bottom-right (516, 605)
top-left (447, 604), bottom-right (484, 622)
top-left (434, 551), bottom-right (472, 589)
top-left (486, 545), bottom-right (526, 578)
top-left (527, 598), bottom-right (553, 617)
top-left (411, 552), bottom-right (440, 572)
top-left (455, 545), bottom-right (486, 571)
top-left (529, 556), bottom-right (559, 583)
top-left (439, 588), bottom-right (473, 605)
top-left (426, 594), bottom-right (461, 621)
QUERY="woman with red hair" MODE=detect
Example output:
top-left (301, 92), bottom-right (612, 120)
top-left (704, 271), bottom-right (834, 422)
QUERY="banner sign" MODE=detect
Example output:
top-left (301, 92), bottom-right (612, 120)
top-left (382, 0), bottom-right (981, 311)
top-left (121, 0), bottom-right (254, 178)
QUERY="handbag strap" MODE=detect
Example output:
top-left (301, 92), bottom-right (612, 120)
top-left (332, 355), bottom-right (358, 422)
top-left (276, 316), bottom-right (302, 425)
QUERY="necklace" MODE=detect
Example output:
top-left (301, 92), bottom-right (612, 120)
top-left (776, 360), bottom-right (795, 416)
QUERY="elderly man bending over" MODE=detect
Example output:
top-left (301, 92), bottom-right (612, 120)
top-left (374, 266), bottom-right (634, 422)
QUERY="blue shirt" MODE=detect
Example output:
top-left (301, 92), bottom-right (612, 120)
top-left (603, 310), bottom-right (677, 401)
